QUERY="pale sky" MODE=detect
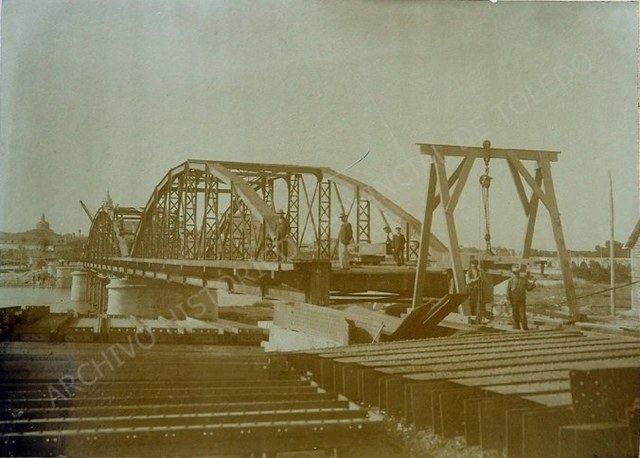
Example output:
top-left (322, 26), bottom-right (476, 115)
top-left (0, 0), bottom-right (637, 251)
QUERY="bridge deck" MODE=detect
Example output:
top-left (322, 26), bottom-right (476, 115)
top-left (84, 257), bottom-right (471, 305)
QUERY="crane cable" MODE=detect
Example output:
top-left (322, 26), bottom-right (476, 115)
top-left (479, 157), bottom-right (494, 255)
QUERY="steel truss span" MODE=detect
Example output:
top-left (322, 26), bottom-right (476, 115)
top-left (85, 160), bottom-right (448, 264)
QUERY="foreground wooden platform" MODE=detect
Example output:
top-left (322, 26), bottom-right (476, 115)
top-left (286, 329), bottom-right (640, 457)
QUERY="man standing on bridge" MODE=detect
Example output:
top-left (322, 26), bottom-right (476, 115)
top-left (392, 226), bottom-right (406, 266)
top-left (276, 210), bottom-right (290, 261)
top-left (337, 213), bottom-right (353, 270)
top-left (507, 265), bottom-right (536, 330)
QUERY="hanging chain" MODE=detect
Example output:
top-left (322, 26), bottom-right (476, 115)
top-left (479, 156), bottom-right (494, 255)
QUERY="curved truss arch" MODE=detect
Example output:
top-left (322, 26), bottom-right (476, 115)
top-left (84, 209), bottom-right (121, 261)
top-left (86, 160), bottom-right (448, 263)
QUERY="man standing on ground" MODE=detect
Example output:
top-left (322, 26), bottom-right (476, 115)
top-left (275, 210), bottom-right (290, 261)
top-left (337, 213), bottom-right (353, 270)
top-left (392, 226), bottom-right (406, 266)
top-left (465, 259), bottom-right (481, 318)
top-left (507, 265), bottom-right (536, 330)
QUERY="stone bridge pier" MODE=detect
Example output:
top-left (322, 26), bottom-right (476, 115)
top-left (106, 278), bottom-right (218, 320)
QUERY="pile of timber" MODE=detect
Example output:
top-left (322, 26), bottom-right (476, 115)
top-left (285, 329), bottom-right (640, 457)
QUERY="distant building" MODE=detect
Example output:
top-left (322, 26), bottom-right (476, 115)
top-left (624, 218), bottom-right (640, 311)
top-left (0, 214), bottom-right (79, 265)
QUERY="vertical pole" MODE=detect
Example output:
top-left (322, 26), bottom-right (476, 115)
top-left (227, 183), bottom-right (235, 259)
top-left (412, 163), bottom-right (437, 308)
top-left (405, 221), bottom-right (411, 262)
top-left (539, 159), bottom-right (579, 320)
top-left (163, 176), bottom-right (171, 258)
top-left (355, 186), bottom-right (361, 244)
top-left (609, 171), bottom-right (616, 315)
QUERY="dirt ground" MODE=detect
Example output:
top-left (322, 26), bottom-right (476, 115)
top-left (385, 418), bottom-right (484, 458)
top-left (525, 278), bottom-right (633, 317)
top-left (219, 276), bottom-right (637, 326)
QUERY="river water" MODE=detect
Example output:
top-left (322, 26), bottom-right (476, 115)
top-left (0, 286), bottom-right (89, 313)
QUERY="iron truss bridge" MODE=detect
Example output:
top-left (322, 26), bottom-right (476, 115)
top-left (83, 160), bottom-right (452, 305)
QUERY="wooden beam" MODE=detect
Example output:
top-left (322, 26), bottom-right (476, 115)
top-left (538, 159), bottom-right (578, 320)
top-left (522, 168), bottom-right (542, 258)
top-left (418, 143), bottom-right (560, 162)
top-left (433, 155), bottom-right (469, 209)
top-left (506, 153), bottom-right (552, 209)
top-left (446, 157), bottom-right (475, 214)
top-left (507, 160), bottom-right (531, 216)
top-left (412, 163), bottom-right (438, 308)
top-left (432, 151), bottom-right (467, 295)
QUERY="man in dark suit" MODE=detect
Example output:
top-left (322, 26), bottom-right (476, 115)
top-left (392, 226), bottom-right (406, 266)
top-left (507, 265), bottom-right (537, 330)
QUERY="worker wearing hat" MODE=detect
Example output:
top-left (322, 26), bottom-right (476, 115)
top-left (465, 259), bottom-right (482, 319)
top-left (507, 264), bottom-right (536, 330)
top-left (275, 210), bottom-right (290, 261)
top-left (337, 213), bottom-right (353, 269)
top-left (392, 226), bottom-right (406, 266)
top-left (383, 226), bottom-right (393, 255)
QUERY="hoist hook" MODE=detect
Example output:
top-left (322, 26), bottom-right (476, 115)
top-left (480, 140), bottom-right (494, 255)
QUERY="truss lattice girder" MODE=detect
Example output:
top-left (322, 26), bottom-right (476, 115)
top-left (84, 210), bottom-right (121, 260)
top-left (320, 167), bottom-right (448, 254)
top-left (130, 161), bottom-right (283, 258)
top-left (127, 159), bottom-right (450, 260)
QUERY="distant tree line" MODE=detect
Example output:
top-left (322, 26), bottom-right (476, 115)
top-left (531, 240), bottom-right (630, 258)
top-left (462, 246), bottom-right (517, 256)
top-left (571, 260), bottom-right (631, 284)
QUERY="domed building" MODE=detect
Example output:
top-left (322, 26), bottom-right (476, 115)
top-left (0, 213), bottom-right (79, 265)
top-left (34, 214), bottom-right (53, 234)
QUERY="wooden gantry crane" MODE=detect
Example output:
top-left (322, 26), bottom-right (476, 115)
top-left (412, 140), bottom-right (579, 320)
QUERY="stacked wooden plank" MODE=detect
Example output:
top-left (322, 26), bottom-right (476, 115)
top-left (286, 329), bottom-right (640, 457)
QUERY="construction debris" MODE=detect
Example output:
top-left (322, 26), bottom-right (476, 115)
top-left (262, 294), bottom-right (469, 352)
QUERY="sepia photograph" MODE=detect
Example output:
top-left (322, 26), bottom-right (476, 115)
top-left (0, 0), bottom-right (638, 456)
